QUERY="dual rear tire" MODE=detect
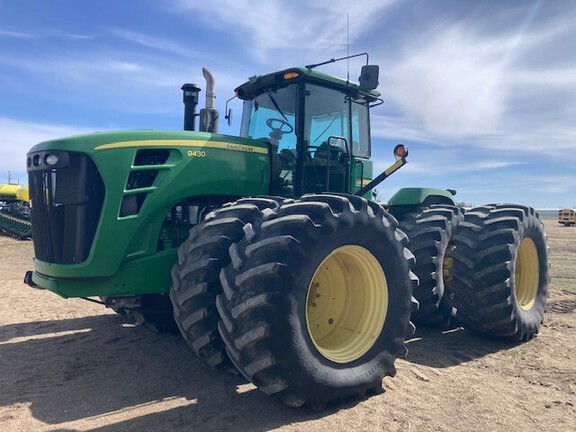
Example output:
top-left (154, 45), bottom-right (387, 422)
top-left (399, 203), bottom-right (549, 341)
top-left (215, 194), bottom-right (418, 409)
top-left (170, 197), bottom-right (287, 371)
top-left (450, 204), bottom-right (550, 341)
top-left (399, 205), bottom-right (464, 328)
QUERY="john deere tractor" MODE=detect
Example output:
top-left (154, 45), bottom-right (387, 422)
top-left (24, 55), bottom-right (549, 410)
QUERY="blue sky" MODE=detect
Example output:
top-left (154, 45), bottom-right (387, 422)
top-left (0, 0), bottom-right (574, 208)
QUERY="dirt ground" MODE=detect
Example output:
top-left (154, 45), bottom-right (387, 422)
top-left (0, 218), bottom-right (574, 432)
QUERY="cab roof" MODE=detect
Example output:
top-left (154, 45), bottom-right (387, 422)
top-left (235, 67), bottom-right (381, 102)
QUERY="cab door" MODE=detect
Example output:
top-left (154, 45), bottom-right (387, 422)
top-left (348, 98), bottom-right (373, 195)
top-left (302, 84), bottom-right (351, 194)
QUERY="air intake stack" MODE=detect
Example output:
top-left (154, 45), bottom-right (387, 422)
top-left (181, 83), bottom-right (201, 131)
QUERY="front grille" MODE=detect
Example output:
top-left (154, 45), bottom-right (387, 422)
top-left (28, 152), bottom-right (105, 264)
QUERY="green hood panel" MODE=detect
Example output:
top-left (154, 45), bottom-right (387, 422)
top-left (31, 130), bottom-right (271, 280)
top-left (29, 130), bottom-right (269, 156)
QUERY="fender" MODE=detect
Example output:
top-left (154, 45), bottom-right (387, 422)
top-left (386, 187), bottom-right (457, 219)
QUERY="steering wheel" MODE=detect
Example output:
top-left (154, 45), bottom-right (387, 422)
top-left (266, 118), bottom-right (294, 140)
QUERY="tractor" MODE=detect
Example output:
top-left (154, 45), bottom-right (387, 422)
top-left (24, 55), bottom-right (549, 410)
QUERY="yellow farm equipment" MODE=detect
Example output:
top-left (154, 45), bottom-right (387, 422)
top-left (558, 208), bottom-right (576, 226)
top-left (0, 184), bottom-right (32, 239)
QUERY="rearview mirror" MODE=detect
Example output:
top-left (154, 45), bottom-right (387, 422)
top-left (224, 95), bottom-right (236, 126)
top-left (359, 65), bottom-right (379, 90)
top-left (225, 108), bottom-right (233, 126)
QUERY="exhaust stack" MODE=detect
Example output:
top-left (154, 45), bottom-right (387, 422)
top-left (202, 67), bottom-right (216, 109)
top-left (199, 67), bottom-right (219, 133)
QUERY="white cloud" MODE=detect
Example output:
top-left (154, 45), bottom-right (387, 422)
top-left (0, 117), bottom-right (93, 182)
top-left (171, 0), bottom-right (397, 62)
top-left (372, 158), bottom-right (432, 177)
top-left (370, 11), bottom-right (576, 165)
top-left (0, 26), bottom-right (94, 40)
top-left (506, 4), bottom-right (576, 55)
top-left (0, 43), bottom-right (249, 119)
top-left (469, 160), bottom-right (519, 170)
top-left (0, 28), bottom-right (35, 38)
top-left (512, 67), bottom-right (576, 87)
top-left (383, 26), bottom-right (509, 137)
top-left (111, 29), bottom-right (200, 58)
top-left (371, 113), bottom-right (447, 146)
top-left (531, 175), bottom-right (576, 195)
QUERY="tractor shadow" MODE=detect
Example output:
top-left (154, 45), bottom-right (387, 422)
top-left (0, 314), bottom-right (327, 432)
top-left (0, 315), bottom-right (524, 431)
top-left (404, 325), bottom-right (521, 368)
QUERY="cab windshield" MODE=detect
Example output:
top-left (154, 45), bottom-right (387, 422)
top-left (239, 85), bottom-right (297, 152)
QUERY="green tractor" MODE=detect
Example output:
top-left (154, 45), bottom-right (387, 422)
top-left (24, 55), bottom-right (550, 410)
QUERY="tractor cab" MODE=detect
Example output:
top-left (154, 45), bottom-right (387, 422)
top-left (234, 66), bottom-right (381, 197)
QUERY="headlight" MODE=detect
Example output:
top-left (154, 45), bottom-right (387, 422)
top-left (44, 154), bottom-right (59, 166)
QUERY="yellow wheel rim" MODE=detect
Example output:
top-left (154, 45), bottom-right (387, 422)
top-left (443, 243), bottom-right (456, 300)
top-left (305, 245), bottom-right (388, 364)
top-left (514, 238), bottom-right (539, 311)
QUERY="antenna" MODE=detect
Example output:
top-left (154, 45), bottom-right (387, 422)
top-left (346, 13), bottom-right (350, 82)
top-left (5, 171), bottom-right (19, 185)
top-left (305, 52), bottom-right (369, 70)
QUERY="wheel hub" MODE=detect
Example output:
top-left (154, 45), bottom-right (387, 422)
top-left (443, 243), bottom-right (456, 299)
top-left (306, 245), bottom-right (388, 363)
top-left (515, 238), bottom-right (539, 311)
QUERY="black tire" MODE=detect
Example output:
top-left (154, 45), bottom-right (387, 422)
top-left (101, 294), bottom-right (179, 333)
top-left (450, 204), bottom-right (550, 341)
top-left (402, 205), bottom-right (464, 328)
top-left (217, 194), bottom-right (418, 410)
top-left (170, 197), bottom-right (287, 371)
top-left (398, 208), bottom-right (422, 233)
